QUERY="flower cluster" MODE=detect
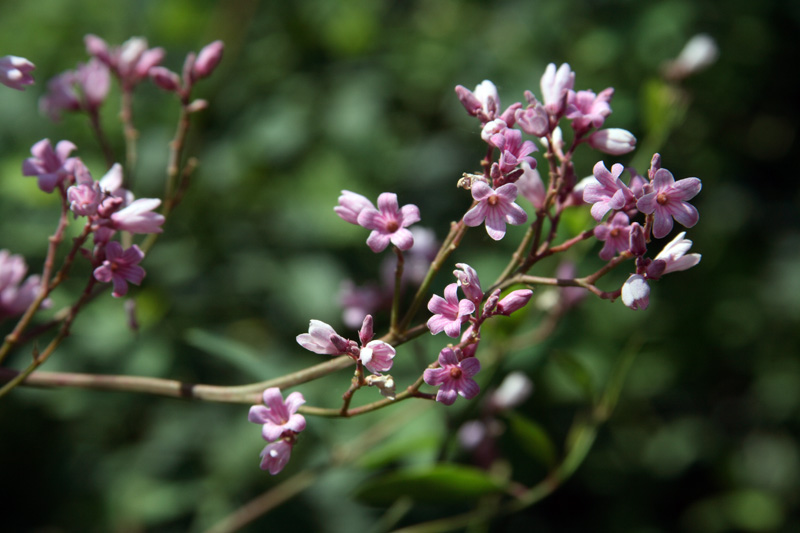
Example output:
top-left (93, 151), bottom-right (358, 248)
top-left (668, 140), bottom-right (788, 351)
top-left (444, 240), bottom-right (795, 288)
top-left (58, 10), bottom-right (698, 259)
top-left (582, 154), bottom-right (702, 310)
top-left (424, 264), bottom-right (533, 404)
top-left (248, 388), bottom-right (306, 475)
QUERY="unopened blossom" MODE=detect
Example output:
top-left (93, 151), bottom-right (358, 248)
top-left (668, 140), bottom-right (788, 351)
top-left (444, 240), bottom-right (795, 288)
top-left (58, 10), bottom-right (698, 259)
top-left (566, 88), bottom-right (614, 133)
top-left (192, 40), bottom-right (224, 80)
top-left (427, 283), bottom-right (475, 338)
top-left (594, 212), bottom-right (632, 260)
top-left (515, 104), bottom-right (550, 137)
top-left (248, 387), bottom-right (306, 442)
top-left (495, 289), bottom-right (533, 316)
top-left (359, 340), bottom-right (396, 374)
top-left (22, 139), bottom-right (77, 193)
top-left (357, 193), bottom-right (421, 253)
top-left (651, 231), bottom-right (701, 276)
top-left (0, 55), bottom-right (34, 90)
top-left (583, 161), bottom-right (634, 221)
top-left (0, 250), bottom-right (48, 320)
top-left (637, 168), bottom-right (702, 239)
top-left (516, 161), bottom-right (545, 209)
top-left (110, 198), bottom-right (165, 234)
top-left (423, 347), bottom-right (481, 406)
top-left (455, 80), bottom-right (499, 122)
top-left (296, 320), bottom-right (348, 355)
top-left (67, 182), bottom-right (102, 217)
top-left (258, 439), bottom-right (294, 475)
top-left (453, 263), bottom-right (483, 305)
top-left (540, 63), bottom-right (575, 115)
top-left (588, 128), bottom-right (636, 155)
top-left (621, 274), bottom-right (650, 311)
top-left (629, 222), bottom-right (647, 257)
top-left (463, 182), bottom-right (528, 241)
top-left (334, 190), bottom-right (375, 225)
top-left (93, 242), bottom-right (145, 297)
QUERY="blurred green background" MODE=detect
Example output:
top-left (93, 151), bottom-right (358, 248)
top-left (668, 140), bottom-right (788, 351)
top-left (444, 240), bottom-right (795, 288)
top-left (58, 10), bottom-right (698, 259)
top-left (1, 0), bottom-right (798, 531)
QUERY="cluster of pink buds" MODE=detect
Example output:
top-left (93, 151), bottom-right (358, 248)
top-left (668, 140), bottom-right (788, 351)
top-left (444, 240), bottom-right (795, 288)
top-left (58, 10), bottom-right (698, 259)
top-left (248, 387), bottom-right (307, 475)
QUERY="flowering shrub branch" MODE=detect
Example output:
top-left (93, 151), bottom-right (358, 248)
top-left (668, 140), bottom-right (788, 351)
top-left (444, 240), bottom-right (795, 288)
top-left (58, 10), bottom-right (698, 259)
top-left (0, 32), bottom-right (710, 530)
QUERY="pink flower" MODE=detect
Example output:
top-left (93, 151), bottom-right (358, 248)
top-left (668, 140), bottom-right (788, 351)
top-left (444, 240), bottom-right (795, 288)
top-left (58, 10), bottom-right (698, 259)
top-left (357, 193), bottom-right (421, 253)
top-left (423, 347), bottom-right (481, 405)
top-left (67, 182), bottom-right (102, 217)
top-left (334, 190), bottom-right (375, 225)
top-left (540, 63), bottom-right (575, 115)
top-left (621, 274), bottom-right (650, 310)
top-left (0, 250), bottom-right (49, 320)
top-left (583, 161), bottom-right (634, 221)
top-left (110, 198), bottom-right (165, 234)
top-left (93, 242), bottom-right (145, 297)
top-left (87, 36), bottom-right (164, 88)
top-left (296, 320), bottom-right (348, 355)
top-left (463, 182), bottom-right (528, 241)
top-left (359, 340), bottom-right (396, 374)
top-left (22, 139), bottom-right (77, 193)
top-left (487, 128), bottom-right (537, 173)
top-left (0, 55), bottom-right (35, 90)
top-left (427, 283), bottom-right (475, 337)
top-left (258, 439), bottom-right (294, 475)
top-left (566, 88), bottom-right (614, 133)
top-left (637, 168), bottom-right (702, 239)
top-left (594, 212), bottom-right (632, 260)
top-left (248, 387), bottom-right (307, 442)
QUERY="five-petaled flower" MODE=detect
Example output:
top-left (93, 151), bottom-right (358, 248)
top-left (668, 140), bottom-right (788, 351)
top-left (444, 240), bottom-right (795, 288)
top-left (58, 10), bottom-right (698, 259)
top-left (637, 168), bottom-right (701, 239)
top-left (427, 283), bottom-right (475, 338)
top-left (463, 182), bottom-right (528, 241)
top-left (357, 193), bottom-right (421, 253)
top-left (248, 387), bottom-right (307, 442)
top-left (423, 347), bottom-right (481, 405)
top-left (22, 139), bottom-right (78, 193)
top-left (583, 161), bottom-right (634, 221)
top-left (93, 242), bottom-right (146, 297)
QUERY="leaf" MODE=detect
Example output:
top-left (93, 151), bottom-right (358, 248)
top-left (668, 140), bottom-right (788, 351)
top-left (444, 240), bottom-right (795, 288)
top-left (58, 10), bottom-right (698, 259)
top-left (505, 412), bottom-right (558, 468)
top-left (352, 464), bottom-right (505, 506)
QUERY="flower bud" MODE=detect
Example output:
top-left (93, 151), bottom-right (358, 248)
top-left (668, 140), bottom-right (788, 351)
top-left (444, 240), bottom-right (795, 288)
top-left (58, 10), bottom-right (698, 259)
top-left (515, 105), bottom-right (550, 137)
top-left (150, 66), bottom-right (181, 92)
top-left (621, 274), bottom-right (650, 310)
top-left (359, 314), bottom-right (374, 345)
top-left (629, 222), bottom-right (647, 256)
top-left (496, 289), bottom-right (533, 316)
top-left (193, 40), bottom-right (224, 79)
top-left (588, 128), bottom-right (637, 155)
